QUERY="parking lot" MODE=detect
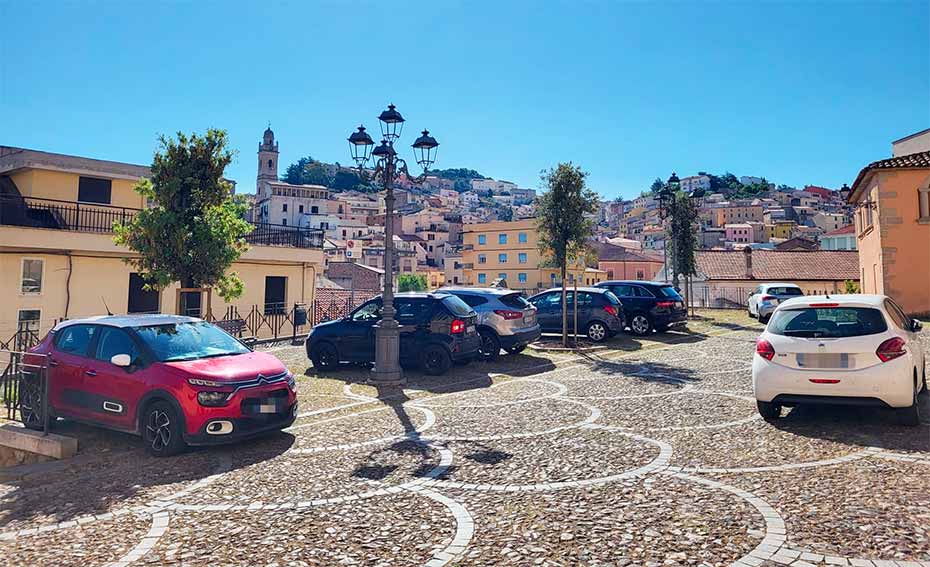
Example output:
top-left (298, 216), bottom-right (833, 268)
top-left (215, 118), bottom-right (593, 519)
top-left (1, 311), bottom-right (928, 566)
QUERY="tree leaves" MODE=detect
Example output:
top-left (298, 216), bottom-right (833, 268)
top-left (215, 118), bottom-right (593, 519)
top-left (113, 129), bottom-right (252, 302)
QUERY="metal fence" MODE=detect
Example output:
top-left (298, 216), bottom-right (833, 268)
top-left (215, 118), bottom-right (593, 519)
top-left (688, 285), bottom-right (842, 309)
top-left (0, 195), bottom-right (324, 249)
top-left (1, 349), bottom-right (50, 434)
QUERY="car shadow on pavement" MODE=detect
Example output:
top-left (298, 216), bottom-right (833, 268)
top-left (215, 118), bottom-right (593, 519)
top-left (576, 351), bottom-right (702, 386)
top-left (0, 421), bottom-right (295, 529)
top-left (769, 392), bottom-right (930, 453)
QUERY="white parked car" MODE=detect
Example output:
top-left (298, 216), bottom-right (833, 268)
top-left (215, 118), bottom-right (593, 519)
top-left (747, 283), bottom-right (804, 323)
top-left (752, 294), bottom-right (926, 426)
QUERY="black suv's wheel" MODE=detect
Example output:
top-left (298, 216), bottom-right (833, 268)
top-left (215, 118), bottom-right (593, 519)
top-left (421, 345), bottom-right (452, 376)
top-left (310, 342), bottom-right (340, 371)
top-left (628, 313), bottom-right (652, 336)
top-left (142, 400), bottom-right (185, 457)
top-left (478, 330), bottom-right (501, 361)
top-left (19, 373), bottom-right (45, 431)
top-left (506, 345), bottom-right (527, 355)
top-left (586, 321), bottom-right (609, 343)
top-left (757, 400), bottom-right (782, 421)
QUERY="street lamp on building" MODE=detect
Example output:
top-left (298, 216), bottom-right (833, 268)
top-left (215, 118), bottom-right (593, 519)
top-left (346, 105), bottom-right (439, 385)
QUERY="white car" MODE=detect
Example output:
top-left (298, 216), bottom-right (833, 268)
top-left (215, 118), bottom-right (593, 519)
top-left (747, 283), bottom-right (804, 323)
top-left (752, 294), bottom-right (926, 426)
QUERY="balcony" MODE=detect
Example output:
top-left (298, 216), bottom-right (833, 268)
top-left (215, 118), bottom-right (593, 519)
top-left (0, 195), bottom-right (323, 249)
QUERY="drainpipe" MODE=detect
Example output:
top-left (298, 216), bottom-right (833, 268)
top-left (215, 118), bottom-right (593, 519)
top-left (64, 252), bottom-right (73, 319)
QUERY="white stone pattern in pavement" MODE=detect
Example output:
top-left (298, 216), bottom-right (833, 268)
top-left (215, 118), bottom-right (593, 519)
top-left (1, 328), bottom-right (928, 567)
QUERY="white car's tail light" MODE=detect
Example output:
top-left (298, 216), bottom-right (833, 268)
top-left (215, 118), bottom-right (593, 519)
top-left (876, 337), bottom-right (907, 362)
top-left (756, 338), bottom-right (775, 361)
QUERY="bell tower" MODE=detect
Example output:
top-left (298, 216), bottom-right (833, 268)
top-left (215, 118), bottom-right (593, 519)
top-left (257, 125), bottom-right (279, 192)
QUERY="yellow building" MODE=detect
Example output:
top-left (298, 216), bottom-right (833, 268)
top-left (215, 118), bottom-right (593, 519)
top-left (713, 204), bottom-right (764, 227)
top-left (764, 220), bottom-right (797, 240)
top-left (461, 219), bottom-right (600, 293)
top-left (0, 146), bottom-right (325, 342)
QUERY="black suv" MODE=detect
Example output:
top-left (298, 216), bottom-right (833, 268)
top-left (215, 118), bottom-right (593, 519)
top-left (594, 281), bottom-right (687, 336)
top-left (305, 292), bottom-right (480, 375)
top-left (527, 287), bottom-right (624, 342)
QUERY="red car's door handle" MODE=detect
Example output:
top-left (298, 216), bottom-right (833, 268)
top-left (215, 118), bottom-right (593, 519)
top-left (48, 360), bottom-right (58, 367)
top-left (84, 370), bottom-right (97, 377)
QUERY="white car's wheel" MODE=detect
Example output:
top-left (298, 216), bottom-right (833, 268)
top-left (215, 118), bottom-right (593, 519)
top-left (899, 382), bottom-right (921, 427)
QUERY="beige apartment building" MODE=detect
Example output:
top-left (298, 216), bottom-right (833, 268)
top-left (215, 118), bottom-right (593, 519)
top-left (461, 219), bottom-right (595, 293)
top-left (712, 204), bottom-right (764, 227)
top-left (0, 146), bottom-right (325, 341)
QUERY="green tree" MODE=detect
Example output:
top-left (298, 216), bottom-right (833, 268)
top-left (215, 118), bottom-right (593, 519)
top-left (397, 274), bottom-right (428, 292)
top-left (113, 129), bottom-right (252, 306)
top-left (844, 279), bottom-right (860, 294)
top-left (649, 177), bottom-right (665, 194)
top-left (497, 206), bottom-right (514, 221)
top-left (537, 163), bottom-right (599, 346)
top-left (282, 156), bottom-right (332, 186)
top-left (666, 191), bottom-right (700, 286)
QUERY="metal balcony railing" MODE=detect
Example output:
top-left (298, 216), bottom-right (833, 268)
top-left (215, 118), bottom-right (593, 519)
top-left (0, 195), bottom-right (323, 249)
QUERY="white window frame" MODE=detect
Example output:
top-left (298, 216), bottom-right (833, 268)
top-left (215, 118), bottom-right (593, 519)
top-left (20, 258), bottom-right (45, 296)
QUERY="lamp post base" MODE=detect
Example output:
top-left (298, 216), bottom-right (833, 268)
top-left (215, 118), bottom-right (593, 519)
top-left (370, 322), bottom-right (405, 387)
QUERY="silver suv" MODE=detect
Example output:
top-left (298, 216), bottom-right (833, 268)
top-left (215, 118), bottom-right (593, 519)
top-left (439, 287), bottom-right (541, 360)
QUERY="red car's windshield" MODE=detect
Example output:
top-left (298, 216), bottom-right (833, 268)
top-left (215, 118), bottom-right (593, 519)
top-left (134, 321), bottom-right (250, 362)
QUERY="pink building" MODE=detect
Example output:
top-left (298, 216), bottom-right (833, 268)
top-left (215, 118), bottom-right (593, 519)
top-left (725, 223), bottom-right (753, 243)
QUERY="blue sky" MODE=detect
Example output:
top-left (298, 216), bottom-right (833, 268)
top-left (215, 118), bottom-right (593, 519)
top-left (1, 1), bottom-right (927, 199)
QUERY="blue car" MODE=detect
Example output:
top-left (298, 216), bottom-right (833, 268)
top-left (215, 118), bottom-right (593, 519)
top-left (305, 292), bottom-right (480, 375)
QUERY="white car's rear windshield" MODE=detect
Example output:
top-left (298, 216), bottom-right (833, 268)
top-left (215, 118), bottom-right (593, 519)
top-left (767, 307), bottom-right (888, 338)
top-left (767, 287), bottom-right (803, 296)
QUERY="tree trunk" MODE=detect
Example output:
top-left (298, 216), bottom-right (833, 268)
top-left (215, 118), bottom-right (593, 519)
top-left (561, 261), bottom-right (568, 347)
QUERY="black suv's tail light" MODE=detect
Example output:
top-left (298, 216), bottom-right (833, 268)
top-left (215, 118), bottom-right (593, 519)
top-left (450, 319), bottom-right (466, 334)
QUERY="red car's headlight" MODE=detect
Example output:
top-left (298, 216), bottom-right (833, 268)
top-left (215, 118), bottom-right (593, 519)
top-left (197, 391), bottom-right (231, 406)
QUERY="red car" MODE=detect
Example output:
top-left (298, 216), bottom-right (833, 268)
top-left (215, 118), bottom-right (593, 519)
top-left (27, 315), bottom-right (297, 456)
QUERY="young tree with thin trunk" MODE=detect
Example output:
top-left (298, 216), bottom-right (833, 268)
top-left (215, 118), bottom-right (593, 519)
top-left (536, 163), bottom-right (599, 346)
top-left (113, 129), bottom-right (252, 311)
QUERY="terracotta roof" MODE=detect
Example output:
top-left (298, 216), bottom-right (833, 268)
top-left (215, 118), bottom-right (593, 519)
top-left (696, 250), bottom-right (859, 281)
top-left (774, 237), bottom-right (819, 251)
top-left (849, 150), bottom-right (930, 202)
top-left (594, 243), bottom-right (664, 263)
top-left (823, 224), bottom-right (855, 236)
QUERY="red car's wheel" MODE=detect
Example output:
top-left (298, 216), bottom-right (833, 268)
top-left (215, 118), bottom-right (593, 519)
top-left (142, 400), bottom-right (186, 457)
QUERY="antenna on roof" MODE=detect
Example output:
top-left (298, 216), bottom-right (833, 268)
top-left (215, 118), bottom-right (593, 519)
top-left (101, 297), bottom-right (113, 316)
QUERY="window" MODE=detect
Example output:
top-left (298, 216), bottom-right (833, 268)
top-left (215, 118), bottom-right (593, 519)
top-left (395, 299), bottom-right (432, 324)
top-left (607, 270), bottom-right (614, 279)
top-left (518, 273), bottom-right (527, 283)
top-left (636, 270), bottom-right (645, 280)
top-left (17, 309), bottom-right (41, 334)
top-left (478, 254), bottom-right (487, 264)
top-left (499, 253), bottom-right (508, 263)
top-left (55, 324), bottom-right (97, 356)
top-left (919, 186), bottom-right (930, 222)
top-left (518, 253), bottom-right (527, 264)
top-left (499, 234), bottom-right (507, 244)
top-left (499, 273), bottom-right (507, 280)
top-left (884, 300), bottom-right (911, 330)
top-left (128, 273), bottom-right (159, 313)
top-left (299, 204), bottom-right (304, 213)
top-left (518, 232), bottom-right (527, 243)
top-left (459, 295), bottom-right (488, 308)
top-left (478, 273), bottom-right (487, 284)
top-left (21, 259), bottom-right (43, 294)
top-left (282, 218), bottom-right (288, 226)
top-left (264, 276), bottom-right (287, 314)
top-left (95, 327), bottom-right (140, 364)
top-left (268, 159), bottom-right (273, 169)
top-left (768, 307), bottom-right (887, 338)
top-left (478, 234), bottom-right (487, 245)
top-left (283, 203), bottom-right (288, 212)
top-left (78, 176), bottom-right (112, 204)
top-left (311, 206), bottom-right (319, 214)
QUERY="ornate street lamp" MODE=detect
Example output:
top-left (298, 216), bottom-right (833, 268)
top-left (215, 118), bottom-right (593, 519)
top-left (346, 104), bottom-right (439, 386)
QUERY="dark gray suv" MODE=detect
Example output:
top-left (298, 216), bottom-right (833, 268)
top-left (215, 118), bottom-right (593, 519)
top-left (440, 287), bottom-right (541, 360)
top-left (527, 287), bottom-right (624, 342)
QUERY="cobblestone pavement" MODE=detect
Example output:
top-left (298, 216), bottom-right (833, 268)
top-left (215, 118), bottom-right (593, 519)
top-left (1, 314), bottom-right (929, 566)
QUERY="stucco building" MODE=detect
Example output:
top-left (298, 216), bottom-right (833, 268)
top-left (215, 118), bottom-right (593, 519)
top-left (0, 145), bottom-right (325, 340)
